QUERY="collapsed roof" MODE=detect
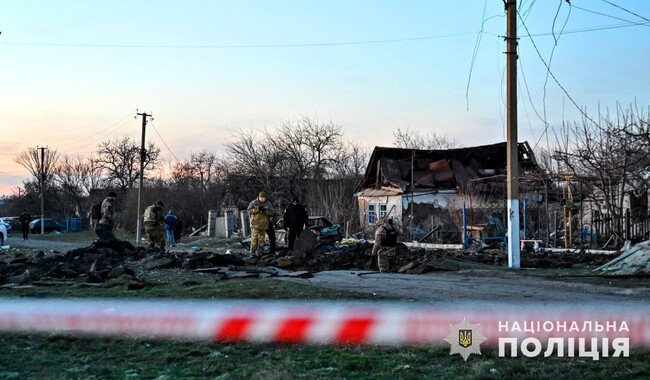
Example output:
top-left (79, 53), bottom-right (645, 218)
top-left (360, 141), bottom-right (542, 195)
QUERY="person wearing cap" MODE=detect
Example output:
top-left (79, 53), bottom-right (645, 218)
top-left (247, 191), bottom-right (275, 256)
top-left (283, 196), bottom-right (309, 251)
top-left (371, 218), bottom-right (397, 272)
top-left (143, 201), bottom-right (166, 249)
top-left (95, 191), bottom-right (118, 241)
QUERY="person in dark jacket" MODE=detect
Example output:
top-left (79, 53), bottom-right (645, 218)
top-left (283, 196), bottom-right (309, 251)
top-left (174, 217), bottom-right (183, 243)
top-left (19, 209), bottom-right (31, 240)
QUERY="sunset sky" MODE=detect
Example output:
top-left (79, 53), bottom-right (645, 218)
top-left (1, 0), bottom-right (649, 196)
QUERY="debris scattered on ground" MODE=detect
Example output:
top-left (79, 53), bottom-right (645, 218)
top-left (594, 240), bottom-right (650, 275)
top-left (0, 236), bottom-right (623, 289)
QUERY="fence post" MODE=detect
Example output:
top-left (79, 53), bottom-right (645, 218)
top-left (553, 210), bottom-right (558, 248)
top-left (462, 202), bottom-right (468, 248)
top-left (625, 209), bottom-right (631, 241)
top-left (523, 198), bottom-right (527, 239)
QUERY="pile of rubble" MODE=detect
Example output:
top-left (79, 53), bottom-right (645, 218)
top-left (0, 234), bottom-right (623, 289)
top-left (594, 240), bottom-right (650, 275)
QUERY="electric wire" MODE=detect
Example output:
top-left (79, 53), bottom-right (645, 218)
top-left (539, 2), bottom-right (571, 153)
top-left (149, 119), bottom-right (179, 163)
top-left (0, 32), bottom-right (476, 49)
top-left (466, 0), bottom-right (489, 111)
top-left (601, 0), bottom-right (650, 22)
top-left (517, 11), bottom-right (600, 133)
top-left (571, 3), bottom-right (650, 27)
top-left (56, 111), bottom-right (135, 148)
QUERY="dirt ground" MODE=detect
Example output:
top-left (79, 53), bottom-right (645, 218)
top-left (4, 235), bottom-right (648, 305)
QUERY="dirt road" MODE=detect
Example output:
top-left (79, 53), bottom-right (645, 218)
top-left (282, 269), bottom-right (650, 303)
top-left (7, 236), bottom-right (88, 252)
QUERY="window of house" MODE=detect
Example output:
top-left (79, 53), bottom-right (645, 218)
top-left (379, 204), bottom-right (387, 219)
top-left (368, 204), bottom-right (376, 225)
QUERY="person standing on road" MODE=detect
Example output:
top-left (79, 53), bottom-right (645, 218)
top-left (372, 218), bottom-right (397, 272)
top-left (19, 209), bottom-right (31, 240)
top-left (247, 191), bottom-right (274, 256)
top-left (164, 210), bottom-right (178, 246)
top-left (95, 191), bottom-right (118, 241)
top-left (143, 201), bottom-right (166, 249)
top-left (283, 196), bottom-right (309, 251)
top-left (174, 217), bottom-right (183, 243)
top-left (89, 202), bottom-right (102, 230)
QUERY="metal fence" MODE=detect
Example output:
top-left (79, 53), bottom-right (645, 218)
top-left (461, 201), bottom-right (650, 250)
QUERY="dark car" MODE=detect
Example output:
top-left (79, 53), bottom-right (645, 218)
top-left (3, 217), bottom-right (22, 233)
top-left (29, 218), bottom-right (64, 233)
top-left (240, 216), bottom-right (344, 250)
top-left (275, 216), bottom-right (343, 240)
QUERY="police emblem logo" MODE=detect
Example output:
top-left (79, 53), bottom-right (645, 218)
top-left (459, 329), bottom-right (472, 348)
top-left (445, 318), bottom-right (487, 361)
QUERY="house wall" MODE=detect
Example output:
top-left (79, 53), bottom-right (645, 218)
top-left (357, 195), bottom-right (403, 229)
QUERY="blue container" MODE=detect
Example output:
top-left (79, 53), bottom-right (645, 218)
top-left (63, 217), bottom-right (82, 232)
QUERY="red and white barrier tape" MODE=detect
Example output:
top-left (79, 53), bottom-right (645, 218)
top-left (0, 299), bottom-right (648, 346)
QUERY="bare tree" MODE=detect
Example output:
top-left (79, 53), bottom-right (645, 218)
top-left (392, 126), bottom-right (458, 150)
top-left (550, 106), bottom-right (650, 244)
top-left (95, 136), bottom-right (161, 194)
top-left (224, 118), bottom-right (366, 223)
top-left (53, 154), bottom-right (101, 214)
top-left (171, 150), bottom-right (226, 192)
top-left (13, 148), bottom-right (60, 188)
top-left (225, 128), bottom-right (285, 198)
top-left (329, 141), bottom-right (370, 179)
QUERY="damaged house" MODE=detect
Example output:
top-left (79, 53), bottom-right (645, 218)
top-left (355, 142), bottom-right (545, 243)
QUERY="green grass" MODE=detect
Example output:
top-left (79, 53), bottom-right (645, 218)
top-left (1, 279), bottom-right (649, 379)
top-left (3, 234), bottom-right (650, 378)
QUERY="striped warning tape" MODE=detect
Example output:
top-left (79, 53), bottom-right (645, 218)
top-left (0, 299), bottom-right (648, 346)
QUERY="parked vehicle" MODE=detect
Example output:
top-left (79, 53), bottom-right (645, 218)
top-left (3, 217), bottom-right (21, 233)
top-left (241, 216), bottom-right (343, 250)
top-left (0, 218), bottom-right (8, 245)
top-left (29, 218), bottom-right (64, 233)
top-left (275, 216), bottom-right (343, 242)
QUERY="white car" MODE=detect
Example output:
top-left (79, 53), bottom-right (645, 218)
top-left (0, 218), bottom-right (8, 245)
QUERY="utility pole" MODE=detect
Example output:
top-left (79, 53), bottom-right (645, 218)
top-left (505, 0), bottom-right (520, 268)
top-left (136, 112), bottom-right (152, 244)
top-left (37, 146), bottom-right (48, 235)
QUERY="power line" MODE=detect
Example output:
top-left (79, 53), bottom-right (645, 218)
top-left (485, 19), bottom-right (650, 39)
top-left (0, 32), bottom-right (476, 49)
top-left (517, 11), bottom-right (600, 128)
top-left (571, 3), bottom-right (650, 27)
top-left (600, 0), bottom-right (650, 23)
top-left (466, 0), bottom-right (490, 111)
top-left (149, 120), bottom-right (179, 162)
top-left (57, 111), bottom-right (135, 149)
top-left (539, 2), bottom-right (571, 151)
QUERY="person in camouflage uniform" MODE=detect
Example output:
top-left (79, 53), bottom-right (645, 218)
top-left (372, 218), bottom-right (398, 272)
top-left (247, 191), bottom-right (275, 256)
top-left (143, 201), bottom-right (166, 249)
top-left (95, 191), bottom-right (118, 241)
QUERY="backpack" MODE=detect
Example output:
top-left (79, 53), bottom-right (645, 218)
top-left (381, 226), bottom-right (398, 246)
top-left (91, 203), bottom-right (102, 220)
top-left (143, 205), bottom-right (157, 222)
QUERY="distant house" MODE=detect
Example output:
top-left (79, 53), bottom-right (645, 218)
top-left (354, 142), bottom-right (544, 238)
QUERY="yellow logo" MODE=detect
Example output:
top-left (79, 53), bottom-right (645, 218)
top-left (445, 318), bottom-right (487, 361)
top-left (459, 329), bottom-right (472, 348)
